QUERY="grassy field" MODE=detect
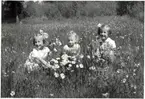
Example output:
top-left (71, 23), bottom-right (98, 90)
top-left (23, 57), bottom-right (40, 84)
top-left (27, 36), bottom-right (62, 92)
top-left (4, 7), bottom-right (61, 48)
top-left (1, 16), bottom-right (144, 98)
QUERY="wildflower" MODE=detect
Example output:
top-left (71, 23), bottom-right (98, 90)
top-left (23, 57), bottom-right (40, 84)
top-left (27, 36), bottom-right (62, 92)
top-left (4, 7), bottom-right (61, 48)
top-left (133, 73), bottom-right (136, 76)
top-left (102, 92), bottom-right (109, 98)
top-left (131, 84), bottom-right (134, 87)
top-left (89, 66), bottom-right (96, 71)
top-left (134, 85), bottom-right (137, 89)
top-left (87, 55), bottom-right (91, 59)
top-left (71, 61), bottom-right (76, 64)
top-left (54, 64), bottom-right (60, 69)
top-left (60, 73), bottom-right (65, 79)
top-left (22, 52), bottom-right (25, 54)
top-left (80, 54), bottom-right (84, 59)
top-left (10, 91), bottom-right (15, 96)
top-left (56, 57), bottom-right (60, 61)
top-left (50, 93), bottom-right (54, 97)
top-left (12, 50), bottom-right (17, 54)
top-left (61, 54), bottom-right (69, 60)
top-left (54, 72), bottom-right (59, 78)
top-left (97, 23), bottom-right (102, 27)
top-left (60, 60), bottom-right (69, 66)
top-left (79, 64), bottom-right (84, 68)
top-left (71, 70), bottom-right (74, 72)
top-left (52, 42), bottom-right (56, 46)
top-left (12, 71), bottom-right (15, 74)
top-left (135, 63), bottom-right (140, 67)
top-left (120, 36), bottom-right (124, 39)
top-left (133, 91), bottom-right (136, 94)
top-left (76, 64), bottom-right (79, 68)
top-left (53, 48), bottom-right (57, 52)
top-left (117, 70), bottom-right (120, 73)
top-left (126, 75), bottom-right (129, 78)
top-left (56, 38), bottom-right (62, 46)
top-left (122, 78), bottom-right (126, 83)
top-left (68, 64), bottom-right (72, 67)
top-left (133, 69), bottom-right (136, 72)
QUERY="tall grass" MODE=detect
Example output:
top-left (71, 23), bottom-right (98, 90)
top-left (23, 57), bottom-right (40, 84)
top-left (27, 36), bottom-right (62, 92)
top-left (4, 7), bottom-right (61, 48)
top-left (1, 16), bottom-right (143, 98)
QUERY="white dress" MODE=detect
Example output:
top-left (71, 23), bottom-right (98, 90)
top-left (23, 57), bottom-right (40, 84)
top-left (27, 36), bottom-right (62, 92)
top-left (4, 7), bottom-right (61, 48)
top-left (24, 47), bottom-right (50, 72)
top-left (99, 37), bottom-right (116, 62)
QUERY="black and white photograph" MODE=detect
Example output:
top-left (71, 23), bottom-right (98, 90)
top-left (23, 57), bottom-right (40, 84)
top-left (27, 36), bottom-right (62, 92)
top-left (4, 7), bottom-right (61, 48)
top-left (1, 0), bottom-right (144, 98)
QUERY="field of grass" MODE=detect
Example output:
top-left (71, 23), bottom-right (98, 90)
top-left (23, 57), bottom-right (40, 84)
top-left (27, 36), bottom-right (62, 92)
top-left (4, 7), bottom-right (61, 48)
top-left (1, 16), bottom-right (144, 98)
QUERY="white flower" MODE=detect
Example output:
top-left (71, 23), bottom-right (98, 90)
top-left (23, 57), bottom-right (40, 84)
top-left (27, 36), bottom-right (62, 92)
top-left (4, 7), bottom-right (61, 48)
top-left (122, 78), bottom-right (126, 83)
top-left (135, 63), bottom-right (140, 67)
top-left (10, 91), bottom-right (15, 96)
top-left (60, 73), bottom-right (65, 79)
top-left (50, 93), bottom-right (54, 97)
top-left (71, 70), bottom-right (74, 72)
top-left (102, 92), bottom-right (109, 98)
top-left (89, 66), bottom-right (96, 70)
top-left (87, 55), bottom-right (91, 59)
top-left (80, 54), bottom-right (84, 59)
top-left (79, 64), bottom-right (84, 68)
top-left (12, 71), bottom-right (15, 74)
top-left (76, 64), bottom-right (79, 68)
top-left (54, 72), bottom-right (59, 78)
top-left (71, 61), bottom-right (76, 64)
top-left (126, 75), bottom-right (129, 78)
top-left (56, 38), bottom-right (62, 46)
top-left (97, 23), bottom-right (102, 27)
top-left (117, 70), bottom-right (120, 73)
top-left (54, 64), bottom-right (60, 69)
top-left (61, 54), bottom-right (69, 60)
top-left (56, 57), bottom-right (60, 60)
top-left (60, 60), bottom-right (69, 66)
top-left (68, 64), bottom-right (72, 67)
top-left (134, 85), bottom-right (137, 89)
top-left (133, 73), bottom-right (136, 76)
top-left (133, 91), bottom-right (136, 94)
top-left (53, 48), bottom-right (57, 52)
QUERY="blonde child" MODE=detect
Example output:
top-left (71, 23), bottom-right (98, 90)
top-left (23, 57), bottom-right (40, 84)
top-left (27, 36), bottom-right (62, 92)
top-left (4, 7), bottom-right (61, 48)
top-left (24, 30), bottom-right (51, 73)
top-left (61, 30), bottom-right (81, 63)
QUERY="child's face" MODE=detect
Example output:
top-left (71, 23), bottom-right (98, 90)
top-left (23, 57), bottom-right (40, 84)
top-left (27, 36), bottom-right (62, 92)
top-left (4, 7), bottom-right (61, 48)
top-left (100, 28), bottom-right (109, 41)
top-left (35, 36), bottom-right (44, 49)
top-left (68, 36), bottom-right (76, 47)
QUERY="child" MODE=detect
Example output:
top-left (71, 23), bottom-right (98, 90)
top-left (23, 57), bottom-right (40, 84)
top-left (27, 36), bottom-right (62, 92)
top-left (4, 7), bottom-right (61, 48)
top-left (24, 31), bottom-right (51, 73)
top-left (61, 30), bottom-right (81, 64)
top-left (64, 31), bottom-right (80, 58)
top-left (95, 23), bottom-right (116, 63)
top-left (94, 23), bottom-right (116, 97)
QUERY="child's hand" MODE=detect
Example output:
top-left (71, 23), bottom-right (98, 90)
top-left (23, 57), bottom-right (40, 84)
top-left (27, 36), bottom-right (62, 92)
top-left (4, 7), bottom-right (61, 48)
top-left (33, 57), bottom-right (41, 63)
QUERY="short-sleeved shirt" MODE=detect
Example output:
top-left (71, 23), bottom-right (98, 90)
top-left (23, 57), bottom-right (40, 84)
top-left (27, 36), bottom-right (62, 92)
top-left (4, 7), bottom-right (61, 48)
top-left (63, 44), bottom-right (80, 57)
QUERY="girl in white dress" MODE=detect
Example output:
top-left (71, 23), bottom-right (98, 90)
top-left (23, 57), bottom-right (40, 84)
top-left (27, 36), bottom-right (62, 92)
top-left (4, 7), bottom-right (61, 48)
top-left (24, 30), bottom-right (51, 73)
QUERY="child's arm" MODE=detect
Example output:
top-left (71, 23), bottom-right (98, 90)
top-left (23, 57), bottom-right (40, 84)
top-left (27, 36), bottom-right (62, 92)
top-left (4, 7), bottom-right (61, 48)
top-left (35, 57), bottom-right (51, 68)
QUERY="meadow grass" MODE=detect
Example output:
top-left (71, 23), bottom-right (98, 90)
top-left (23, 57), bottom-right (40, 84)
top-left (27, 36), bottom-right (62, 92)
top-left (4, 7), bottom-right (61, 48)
top-left (1, 16), bottom-right (144, 98)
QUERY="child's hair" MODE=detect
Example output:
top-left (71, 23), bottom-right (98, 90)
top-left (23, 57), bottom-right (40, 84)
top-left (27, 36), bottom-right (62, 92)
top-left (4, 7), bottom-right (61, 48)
top-left (97, 23), bottom-right (112, 36)
top-left (33, 29), bottom-right (49, 46)
top-left (33, 35), bottom-right (46, 46)
top-left (67, 30), bottom-right (79, 43)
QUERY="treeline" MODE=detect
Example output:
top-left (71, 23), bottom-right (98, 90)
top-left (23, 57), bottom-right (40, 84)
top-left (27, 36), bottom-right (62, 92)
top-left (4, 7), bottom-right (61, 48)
top-left (2, 1), bottom-right (144, 22)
